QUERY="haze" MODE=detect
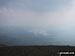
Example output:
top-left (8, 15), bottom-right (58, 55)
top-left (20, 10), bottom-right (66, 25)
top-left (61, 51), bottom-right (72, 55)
top-left (0, 0), bottom-right (75, 46)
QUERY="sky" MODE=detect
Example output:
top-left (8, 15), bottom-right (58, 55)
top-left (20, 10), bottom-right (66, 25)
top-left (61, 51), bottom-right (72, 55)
top-left (0, 0), bottom-right (75, 46)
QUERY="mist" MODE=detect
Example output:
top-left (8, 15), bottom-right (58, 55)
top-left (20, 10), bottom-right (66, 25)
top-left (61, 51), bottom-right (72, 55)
top-left (0, 0), bottom-right (75, 46)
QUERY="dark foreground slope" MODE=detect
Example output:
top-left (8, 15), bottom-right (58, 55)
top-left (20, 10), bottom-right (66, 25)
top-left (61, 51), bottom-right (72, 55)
top-left (0, 45), bottom-right (75, 56)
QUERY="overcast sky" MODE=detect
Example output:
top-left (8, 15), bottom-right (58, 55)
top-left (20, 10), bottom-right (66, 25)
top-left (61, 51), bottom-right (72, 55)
top-left (0, 0), bottom-right (74, 27)
top-left (0, 0), bottom-right (75, 46)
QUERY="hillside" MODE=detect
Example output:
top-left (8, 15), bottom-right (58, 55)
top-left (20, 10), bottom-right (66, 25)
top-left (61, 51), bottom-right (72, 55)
top-left (0, 45), bottom-right (75, 56)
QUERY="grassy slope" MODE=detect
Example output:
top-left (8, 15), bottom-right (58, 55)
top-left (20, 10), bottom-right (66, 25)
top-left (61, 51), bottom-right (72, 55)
top-left (0, 45), bottom-right (75, 56)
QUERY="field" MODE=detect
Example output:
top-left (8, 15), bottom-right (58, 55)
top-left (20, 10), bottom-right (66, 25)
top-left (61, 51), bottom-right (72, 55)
top-left (0, 45), bottom-right (75, 56)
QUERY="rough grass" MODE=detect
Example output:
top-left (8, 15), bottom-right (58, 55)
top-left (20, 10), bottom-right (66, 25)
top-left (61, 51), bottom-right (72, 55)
top-left (0, 45), bottom-right (75, 56)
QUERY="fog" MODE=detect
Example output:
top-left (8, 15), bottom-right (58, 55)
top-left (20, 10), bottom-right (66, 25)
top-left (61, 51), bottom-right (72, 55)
top-left (0, 0), bottom-right (75, 46)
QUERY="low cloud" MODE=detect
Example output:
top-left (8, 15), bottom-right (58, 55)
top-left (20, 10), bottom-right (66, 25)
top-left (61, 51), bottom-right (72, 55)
top-left (0, 0), bottom-right (75, 29)
top-left (0, 8), bottom-right (10, 16)
top-left (29, 30), bottom-right (50, 36)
